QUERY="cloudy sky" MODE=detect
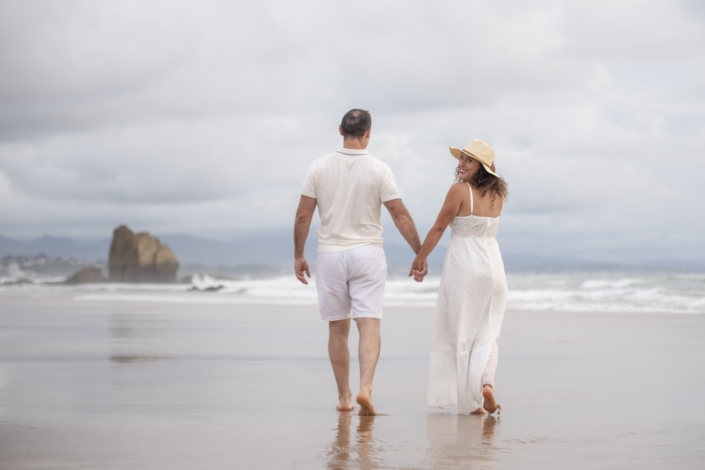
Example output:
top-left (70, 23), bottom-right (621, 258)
top-left (0, 0), bottom-right (703, 263)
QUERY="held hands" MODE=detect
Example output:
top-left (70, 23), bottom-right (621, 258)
top-left (295, 257), bottom-right (311, 285)
top-left (409, 257), bottom-right (428, 283)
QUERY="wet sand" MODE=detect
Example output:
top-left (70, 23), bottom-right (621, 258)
top-left (1, 295), bottom-right (704, 469)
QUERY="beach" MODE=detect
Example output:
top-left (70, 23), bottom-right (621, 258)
top-left (2, 1), bottom-right (704, 468)
top-left (1, 293), bottom-right (704, 469)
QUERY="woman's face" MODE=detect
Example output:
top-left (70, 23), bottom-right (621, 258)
top-left (457, 153), bottom-right (481, 180)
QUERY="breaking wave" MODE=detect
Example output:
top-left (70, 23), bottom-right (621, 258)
top-left (2, 271), bottom-right (704, 314)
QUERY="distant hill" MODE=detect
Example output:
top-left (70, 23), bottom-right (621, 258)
top-left (159, 233), bottom-right (442, 271)
top-left (1, 233), bottom-right (703, 273)
top-left (0, 232), bottom-right (439, 270)
top-left (0, 235), bottom-right (108, 261)
top-left (160, 233), bottom-right (309, 267)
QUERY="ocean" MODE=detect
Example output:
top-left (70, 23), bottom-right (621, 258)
top-left (3, 269), bottom-right (705, 467)
top-left (2, 270), bottom-right (704, 314)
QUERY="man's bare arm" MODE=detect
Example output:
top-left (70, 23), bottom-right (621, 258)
top-left (294, 196), bottom-right (317, 284)
top-left (384, 199), bottom-right (422, 254)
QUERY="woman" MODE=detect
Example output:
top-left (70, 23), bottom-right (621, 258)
top-left (410, 139), bottom-right (508, 415)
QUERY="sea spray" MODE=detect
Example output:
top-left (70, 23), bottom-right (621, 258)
top-left (2, 271), bottom-right (704, 314)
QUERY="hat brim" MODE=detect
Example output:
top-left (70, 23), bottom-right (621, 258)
top-left (449, 146), bottom-right (501, 178)
top-left (449, 146), bottom-right (463, 160)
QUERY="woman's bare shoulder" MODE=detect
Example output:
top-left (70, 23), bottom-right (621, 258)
top-left (447, 181), bottom-right (468, 196)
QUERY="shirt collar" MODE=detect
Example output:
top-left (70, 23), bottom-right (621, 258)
top-left (337, 148), bottom-right (369, 156)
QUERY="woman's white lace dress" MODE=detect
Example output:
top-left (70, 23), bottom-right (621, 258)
top-left (427, 183), bottom-right (508, 414)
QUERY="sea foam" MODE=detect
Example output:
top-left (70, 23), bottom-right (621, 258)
top-left (2, 271), bottom-right (704, 314)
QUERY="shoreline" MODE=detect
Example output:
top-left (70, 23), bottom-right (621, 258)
top-left (2, 290), bottom-right (704, 316)
top-left (3, 268), bottom-right (705, 315)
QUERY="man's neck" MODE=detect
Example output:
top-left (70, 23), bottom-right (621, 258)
top-left (342, 138), bottom-right (367, 150)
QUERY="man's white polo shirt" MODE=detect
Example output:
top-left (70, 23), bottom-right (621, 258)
top-left (301, 148), bottom-right (401, 253)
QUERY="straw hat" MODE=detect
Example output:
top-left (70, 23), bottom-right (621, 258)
top-left (449, 139), bottom-right (500, 177)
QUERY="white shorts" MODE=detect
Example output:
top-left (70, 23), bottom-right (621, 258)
top-left (315, 245), bottom-right (387, 321)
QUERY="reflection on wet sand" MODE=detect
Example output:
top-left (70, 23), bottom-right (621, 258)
top-left (109, 313), bottom-right (163, 340)
top-left (109, 354), bottom-right (165, 364)
top-left (327, 413), bottom-right (380, 469)
top-left (427, 413), bottom-right (499, 468)
top-left (109, 313), bottom-right (166, 364)
top-left (327, 413), bottom-right (352, 469)
top-left (357, 416), bottom-right (377, 469)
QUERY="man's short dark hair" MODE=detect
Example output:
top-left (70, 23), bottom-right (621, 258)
top-left (340, 109), bottom-right (371, 138)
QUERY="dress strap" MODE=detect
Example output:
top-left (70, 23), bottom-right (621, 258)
top-left (465, 182), bottom-right (473, 215)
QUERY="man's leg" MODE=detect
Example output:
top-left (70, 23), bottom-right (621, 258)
top-left (355, 317), bottom-right (380, 416)
top-left (346, 245), bottom-right (386, 416)
top-left (317, 251), bottom-right (353, 411)
top-left (329, 319), bottom-right (354, 411)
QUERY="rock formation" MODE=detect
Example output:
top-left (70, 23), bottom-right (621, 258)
top-left (65, 266), bottom-right (106, 284)
top-left (108, 225), bottom-right (179, 283)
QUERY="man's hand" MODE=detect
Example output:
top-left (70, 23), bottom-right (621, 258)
top-left (294, 196), bottom-right (316, 285)
top-left (295, 257), bottom-right (311, 285)
top-left (409, 257), bottom-right (428, 283)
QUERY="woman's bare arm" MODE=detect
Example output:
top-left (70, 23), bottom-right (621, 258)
top-left (409, 183), bottom-right (465, 276)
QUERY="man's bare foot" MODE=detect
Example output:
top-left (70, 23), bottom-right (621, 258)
top-left (356, 392), bottom-right (377, 416)
top-left (482, 384), bottom-right (499, 414)
top-left (336, 397), bottom-right (355, 412)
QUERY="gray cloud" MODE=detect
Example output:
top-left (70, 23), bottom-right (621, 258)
top-left (0, 0), bottom-right (703, 263)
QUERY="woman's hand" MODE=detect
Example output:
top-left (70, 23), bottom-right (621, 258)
top-left (409, 257), bottom-right (428, 282)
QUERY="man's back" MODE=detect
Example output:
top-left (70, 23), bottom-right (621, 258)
top-left (293, 108), bottom-right (425, 416)
top-left (301, 148), bottom-right (400, 252)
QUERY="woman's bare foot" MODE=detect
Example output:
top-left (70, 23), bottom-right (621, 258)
top-left (482, 384), bottom-right (499, 414)
top-left (470, 407), bottom-right (486, 415)
top-left (336, 396), bottom-right (355, 412)
top-left (356, 392), bottom-right (377, 416)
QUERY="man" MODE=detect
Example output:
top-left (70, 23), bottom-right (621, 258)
top-left (294, 109), bottom-right (426, 415)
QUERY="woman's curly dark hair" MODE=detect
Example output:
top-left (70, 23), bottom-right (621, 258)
top-left (455, 164), bottom-right (508, 205)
